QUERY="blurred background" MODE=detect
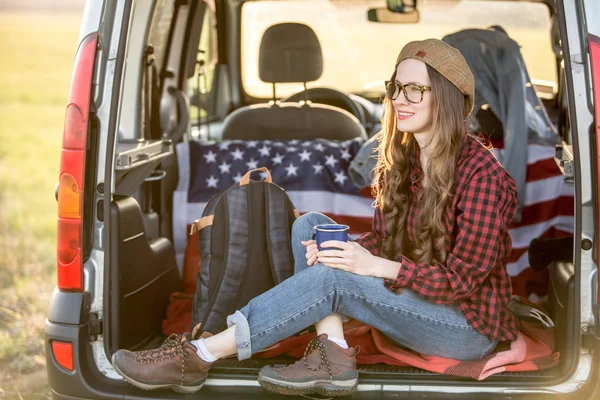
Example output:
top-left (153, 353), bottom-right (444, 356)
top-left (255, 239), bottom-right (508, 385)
top-left (0, 1), bottom-right (85, 398)
top-left (0, 0), bottom-right (565, 397)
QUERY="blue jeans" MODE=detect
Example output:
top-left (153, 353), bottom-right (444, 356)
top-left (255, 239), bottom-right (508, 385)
top-left (227, 212), bottom-right (498, 361)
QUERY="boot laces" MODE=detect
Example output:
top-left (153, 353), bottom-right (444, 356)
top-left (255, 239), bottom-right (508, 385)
top-left (133, 333), bottom-right (189, 387)
top-left (302, 337), bottom-right (333, 382)
top-left (300, 339), bottom-right (334, 400)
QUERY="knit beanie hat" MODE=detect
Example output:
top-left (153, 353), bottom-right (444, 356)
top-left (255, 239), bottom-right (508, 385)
top-left (395, 39), bottom-right (474, 117)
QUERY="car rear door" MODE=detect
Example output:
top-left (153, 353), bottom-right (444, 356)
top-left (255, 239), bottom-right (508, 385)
top-left (555, 0), bottom-right (600, 396)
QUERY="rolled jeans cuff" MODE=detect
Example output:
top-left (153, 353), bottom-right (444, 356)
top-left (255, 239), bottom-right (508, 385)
top-left (226, 310), bottom-right (252, 360)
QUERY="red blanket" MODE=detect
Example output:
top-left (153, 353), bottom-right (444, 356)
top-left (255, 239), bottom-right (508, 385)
top-left (164, 289), bottom-right (559, 380)
top-left (251, 317), bottom-right (558, 380)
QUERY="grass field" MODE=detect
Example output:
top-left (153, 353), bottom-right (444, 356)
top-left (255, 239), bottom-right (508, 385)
top-left (0, 11), bottom-right (83, 399)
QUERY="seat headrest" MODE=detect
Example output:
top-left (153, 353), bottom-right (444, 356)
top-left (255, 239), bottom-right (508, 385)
top-left (259, 23), bottom-right (323, 83)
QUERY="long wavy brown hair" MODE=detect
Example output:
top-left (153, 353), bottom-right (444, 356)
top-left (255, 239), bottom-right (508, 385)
top-left (373, 64), bottom-right (468, 265)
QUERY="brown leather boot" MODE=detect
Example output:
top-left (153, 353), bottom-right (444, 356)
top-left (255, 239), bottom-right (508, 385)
top-left (112, 333), bottom-right (212, 394)
top-left (258, 334), bottom-right (359, 397)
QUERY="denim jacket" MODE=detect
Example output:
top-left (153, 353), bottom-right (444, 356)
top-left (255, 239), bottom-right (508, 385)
top-left (443, 26), bottom-right (560, 221)
top-left (348, 131), bottom-right (380, 189)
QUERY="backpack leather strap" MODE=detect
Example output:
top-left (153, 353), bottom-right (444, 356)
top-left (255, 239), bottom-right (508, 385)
top-left (239, 167), bottom-right (272, 186)
top-left (190, 215), bottom-right (214, 235)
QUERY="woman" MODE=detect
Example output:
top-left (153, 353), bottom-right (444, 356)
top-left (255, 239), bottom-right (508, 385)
top-left (112, 39), bottom-right (519, 397)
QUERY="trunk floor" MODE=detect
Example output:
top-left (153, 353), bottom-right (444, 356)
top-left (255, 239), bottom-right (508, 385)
top-left (212, 355), bottom-right (559, 381)
top-left (143, 334), bottom-right (560, 383)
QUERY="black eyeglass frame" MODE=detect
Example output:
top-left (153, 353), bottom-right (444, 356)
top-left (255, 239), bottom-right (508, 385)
top-left (385, 80), bottom-right (432, 104)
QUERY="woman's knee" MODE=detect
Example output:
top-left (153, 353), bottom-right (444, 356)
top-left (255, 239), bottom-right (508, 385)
top-left (301, 264), bottom-right (337, 284)
top-left (292, 212), bottom-right (319, 230)
top-left (292, 212), bottom-right (329, 240)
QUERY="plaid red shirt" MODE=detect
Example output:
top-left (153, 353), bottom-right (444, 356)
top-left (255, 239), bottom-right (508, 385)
top-left (355, 134), bottom-right (519, 342)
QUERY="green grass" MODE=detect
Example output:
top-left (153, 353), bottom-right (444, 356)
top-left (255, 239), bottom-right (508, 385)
top-left (0, 11), bottom-right (82, 399)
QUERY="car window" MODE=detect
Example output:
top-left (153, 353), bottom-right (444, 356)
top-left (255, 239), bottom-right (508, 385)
top-left (189, 5), bottom-right (218, 123)
top-left (241, 0), bottom-right (557, 99)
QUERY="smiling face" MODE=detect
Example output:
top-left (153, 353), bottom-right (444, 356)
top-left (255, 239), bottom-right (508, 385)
top-left (392, 59), bottom-right (434, 140)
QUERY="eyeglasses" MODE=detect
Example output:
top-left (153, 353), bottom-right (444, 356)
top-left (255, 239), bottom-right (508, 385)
top-left (385, 81), bottom-right (431, 104)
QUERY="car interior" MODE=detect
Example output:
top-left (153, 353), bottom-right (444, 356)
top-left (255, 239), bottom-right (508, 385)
top-left (105, 0), bottom-right (578, 388)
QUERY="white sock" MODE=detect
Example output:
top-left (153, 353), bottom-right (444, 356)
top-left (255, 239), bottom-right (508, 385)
top-left (327, 336), bottom-right (349, 349)
top-left (191, 338), bottom-right (218, 362)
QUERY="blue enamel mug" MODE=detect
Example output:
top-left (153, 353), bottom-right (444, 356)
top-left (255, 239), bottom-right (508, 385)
top-left (314, 224), bottom-right (349, 251)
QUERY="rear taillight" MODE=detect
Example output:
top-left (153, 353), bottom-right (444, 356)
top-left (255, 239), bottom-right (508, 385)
top-left (51, 341), bottom-right (74, 371)
top-left (56, 33), bottom-right (98, 291)
top-left (590, 34), bottom-right (600, 304)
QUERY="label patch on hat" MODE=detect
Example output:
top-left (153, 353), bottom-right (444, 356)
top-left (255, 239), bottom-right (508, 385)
top-left (416, 50), bottom-right (427, 58)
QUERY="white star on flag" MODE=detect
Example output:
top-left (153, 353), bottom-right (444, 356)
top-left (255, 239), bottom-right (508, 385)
top-left (334, 171), bottom-right (348, 185)
top-left (285, 163), bottom-right (298, 177)
top-left (314, 143), bottom-right (325, 152)
top-left (206, 175), bottom-right (219, 188)
top-left (247, 140), bottom-right (258, 148)
top-left (299, 149), bottom-right (312, 162)
top-left (313, 163), bottom-right (324, 175)
top-left (233, 173), bottom-right (243, 183)
top-left (260, 172), bottom-right (269, 180)
top-left (258, 145), bottom-right (271, 157)
top-left (272, 152), bottom-right (285, 165)
top-left (203, 150), bottom-right (217, 163)
top-left (246, 158), bottom-right (259, 169)
top-left (218, 161), bottom-right (231, 174)
top-left (289, 139), bottom-right (299, 145)
top-left (218, 142), bottom-right (230, 151)
top-left (231, 148), bottom-right (244, 160)
top-left (340, 148), bottom-right (352, 161)
top-left (287, 146), bottom-right (298, 153)
top-left (325, 154), bottom-right (339, 167)
top-left (301, 141), bottom-right (312, 147)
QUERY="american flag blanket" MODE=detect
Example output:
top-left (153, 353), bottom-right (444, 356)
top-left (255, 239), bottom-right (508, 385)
top-left (173, 136), bottom-right (574, 298)
top-left (173, 137), bottom-right (373, 270)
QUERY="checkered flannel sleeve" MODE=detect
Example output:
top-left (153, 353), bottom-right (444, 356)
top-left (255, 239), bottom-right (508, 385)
top-left (388, 173), bottom-right (513, 304)
top-left (354, 207), bottom-right (386, 257)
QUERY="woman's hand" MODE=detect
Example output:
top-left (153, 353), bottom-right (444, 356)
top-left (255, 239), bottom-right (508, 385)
top-left (315, 241), bottom-right (403, 279)
top-left (301, 240), bottom-right (319, 266)
top-left (316, 241), bottom-right (378, 276)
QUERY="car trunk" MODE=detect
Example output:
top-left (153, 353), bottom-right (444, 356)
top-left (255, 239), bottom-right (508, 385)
top-left (103, 180), bottom-right (578, 389)
top-left (101, 0), bottom-right (580, 392)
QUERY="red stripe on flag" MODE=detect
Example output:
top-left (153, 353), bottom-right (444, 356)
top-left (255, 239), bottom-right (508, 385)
top-left (526, 158), bottom-right (563, 182)
top-left (298, 213), bottom-right (373, 235)
top-left (360, 186), bottom-right (375, 198)
top-left (490, 139), bottom-right (562, 181)
top-left (509, 196), bottom-right (574, 228)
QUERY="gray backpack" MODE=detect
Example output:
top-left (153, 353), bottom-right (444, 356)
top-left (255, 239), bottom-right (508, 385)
top-left (189, 168), bottom-right (299, 335)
